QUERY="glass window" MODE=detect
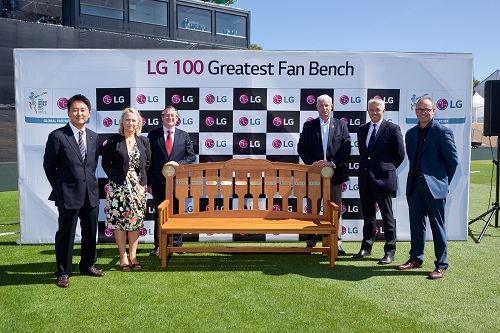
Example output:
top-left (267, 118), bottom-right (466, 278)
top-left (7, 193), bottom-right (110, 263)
top-left (130, 0), bottom-right (168, 26)
top-left (177, 5), bottom-right (211, 32)
top-left (216, 12), bottom-right (246, 37)
top-left (81, 0), bottom-right (124, 20)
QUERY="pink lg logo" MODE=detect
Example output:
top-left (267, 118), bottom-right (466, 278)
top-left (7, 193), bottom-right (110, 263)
top-left (171, 94), bottom-right (181, 104)
top-left (306, 117), bottom-right (315, 122)
top-left (57, 98), bottom-right (67, 110)
top-left (273, 117), bottom-right (282, 127)
top-left (273, 95), bottom-right (282, 104)
top-left (272, 139), bottom-right (282, 149)
top-left (273, 204), bottom-right (281, 211)
top-left (340, 117), bottom-right (349, 124)
top-left (239, 117), bottom-right (249, 126)
top-left (103, 117), bottom-right (113, 127)
top-left (141, 117), bottom-right (146, 126)
top-left (342, 183), bottom-right (347, 192)
top-left (205, 94), bottom-right (215, 104)
top-left (205, 117), bottom-right (215, 126)
top-left (436, 99), bottom-right (448, 110)
top-left (102, 95), bottom-right (113, 105)
top-left (136, 94), bottom-right (146, 104)
top-left (139, 228), bottom-right (147, 237)
top-left (339, 95), bottom-right (349, 105)
top-left (341, 204), bottom-right (347, 214)
top-left (306, 95), bottom-right (316, 105)
top-left (104, 228), bottom-right (114, 238)
top-left (205, 139), bottom-right (215, 149)
top-left (239, 94), bottom-right (249, 104)
top-left (239, 139), bottom-right (248, 149)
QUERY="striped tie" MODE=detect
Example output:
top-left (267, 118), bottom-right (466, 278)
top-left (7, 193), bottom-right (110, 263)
top-left (78, 130), bottom-right (86, 160)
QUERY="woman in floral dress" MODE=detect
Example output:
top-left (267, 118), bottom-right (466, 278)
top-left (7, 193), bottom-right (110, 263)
top-left (102, 108), bottom-right (151, 271)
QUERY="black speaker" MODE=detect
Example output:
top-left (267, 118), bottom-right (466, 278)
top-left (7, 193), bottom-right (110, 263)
top-left (484, 80), bottom-right (500, 136)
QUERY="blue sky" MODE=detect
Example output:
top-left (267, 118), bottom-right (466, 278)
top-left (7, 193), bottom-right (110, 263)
top-left (234, 0), bottom-right (498, 82)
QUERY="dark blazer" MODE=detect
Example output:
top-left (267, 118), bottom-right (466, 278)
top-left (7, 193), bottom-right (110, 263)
top-left (43, 123), bottom-right (100, 209)
top-left (101, 134), bottom-right (151, 186)
top-left (405, 120), bottom-right (458, 199)
top-left (357, 119), bottom-right (405, 192)
top-left (147, 126), bottom-right (196, 195)
top-left (297, 117), bottom-right (351, 186)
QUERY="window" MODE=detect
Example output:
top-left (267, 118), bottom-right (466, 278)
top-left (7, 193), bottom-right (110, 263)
top-left (216, 12), bottom-right (246, 37)
top-left (177, 5), bottom-right (211, 32)
top-left (81, 0), bottom-right (124, 20)
top-left (130, 0), bottom-right (168, 26)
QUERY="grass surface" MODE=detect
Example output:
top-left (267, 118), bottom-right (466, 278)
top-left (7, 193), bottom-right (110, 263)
top-left (1, 160), bottom-right (499, 333)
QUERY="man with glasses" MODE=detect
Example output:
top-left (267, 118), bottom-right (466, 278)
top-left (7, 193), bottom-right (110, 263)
top-left (147, 106), bottom-right (196, 256)
top-left (396, 97), bottom-right (458, 279)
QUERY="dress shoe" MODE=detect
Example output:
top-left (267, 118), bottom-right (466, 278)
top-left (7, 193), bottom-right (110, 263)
top-left (354, 250), bottom-right (371, 258)
top-left (57, 275), bottom-right (70, 288)
top-left (305, 240), bottom-right (317, 248)
top-left (337, 245), bottom-right (347, 256)
top-left (378, 253), bottom-right (394, 265)
top-left (396, 259), bottom-right (422, 270)
top-left (81, 266), bottom-right (104, 277)
top-left (428, 268), bottom-right (446, 279)
top-left (150, 247), bottom-right (159, 256)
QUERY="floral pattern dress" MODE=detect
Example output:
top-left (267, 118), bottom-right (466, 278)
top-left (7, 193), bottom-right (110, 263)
top-left (105, 144), bottom-right (147, 231)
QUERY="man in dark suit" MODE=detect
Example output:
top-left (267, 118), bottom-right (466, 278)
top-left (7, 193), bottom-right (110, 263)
top-left (148, 106), bottom-right (196, 256)
top-left (354, 98), bottom-right (405, 264)
top-left (297, 94), bottom-right (351, 255)
top-left (43, 94), bottom-right (104, 288)
top-left (397, 97), bottom-right (458, 279)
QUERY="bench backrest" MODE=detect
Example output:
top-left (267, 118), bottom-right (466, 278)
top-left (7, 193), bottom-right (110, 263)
top-left (161, 158), bottom-right (334, 220)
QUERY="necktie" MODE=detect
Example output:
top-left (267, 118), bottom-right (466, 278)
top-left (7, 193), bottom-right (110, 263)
top-left (368, 124), bottom-right (377, 150)
top-left (166, 129), bottom-right (172, 157)
top-left (78, 130), bottom-right (86, 160)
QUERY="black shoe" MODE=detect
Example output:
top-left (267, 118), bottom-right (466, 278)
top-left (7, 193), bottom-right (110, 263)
top-left (150, 247), bottom-right (159, 256)
top-left (306, 240), bottom-right (317, 248)
top-left (378, 254), bottom-right (394, 265)
top-left (353, 250), bottom-right (371, 258)
top-left (337, 245), bottom-right (347, 256)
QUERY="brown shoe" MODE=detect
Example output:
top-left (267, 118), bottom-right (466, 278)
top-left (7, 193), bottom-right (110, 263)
top-left (396, 259), bottom-right (422, 270)
top-left (81, 266), bottom-right (105, 277)
top-left (428, 268), bottom-right (446, 279)
top-left (57, 275), bottom-right (70, 288)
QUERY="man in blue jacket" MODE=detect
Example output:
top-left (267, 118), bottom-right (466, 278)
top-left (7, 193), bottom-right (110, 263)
top-left (397, 97), bottom-right (458, 279)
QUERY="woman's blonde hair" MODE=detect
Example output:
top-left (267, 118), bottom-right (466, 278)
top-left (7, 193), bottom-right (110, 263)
top-left (119, 107), bottom-right (143, 136)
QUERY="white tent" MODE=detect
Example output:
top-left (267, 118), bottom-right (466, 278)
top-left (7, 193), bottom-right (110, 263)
top-left (473, 92), bottom-right (484, 124)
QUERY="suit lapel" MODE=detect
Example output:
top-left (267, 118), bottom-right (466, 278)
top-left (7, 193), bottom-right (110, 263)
top-left (64, 124), bottom-right (84, 163)
top-left (156, 129), bottom-right (168, 156)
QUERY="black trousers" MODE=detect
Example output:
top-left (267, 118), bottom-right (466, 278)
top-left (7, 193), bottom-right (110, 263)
top-left (55, 191), bottom-right (98, 277)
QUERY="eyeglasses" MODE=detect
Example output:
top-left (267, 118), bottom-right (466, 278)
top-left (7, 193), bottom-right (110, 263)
top-left (415, 108), bottom-right (433, 113)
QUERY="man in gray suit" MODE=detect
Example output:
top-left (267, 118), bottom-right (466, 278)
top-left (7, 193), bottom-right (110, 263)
top-left (43, 94), bottom-right (104, 288)
top-left (147, 106), bottom-right (196, 255)
top-left (297, 94), bottom-right (352, 255)
top-left (396, 97), bottom-right (458, 279)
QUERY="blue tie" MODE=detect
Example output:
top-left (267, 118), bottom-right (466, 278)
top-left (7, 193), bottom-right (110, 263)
top-left (368, 124), bottom-right (377, 150)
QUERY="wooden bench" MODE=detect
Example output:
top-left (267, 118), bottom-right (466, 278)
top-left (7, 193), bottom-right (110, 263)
top-left (157, 158), bottom-right (339, 268)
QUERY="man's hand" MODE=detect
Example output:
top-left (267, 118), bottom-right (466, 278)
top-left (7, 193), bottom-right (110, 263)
top-left (312, 160), bottom-right (332, 167)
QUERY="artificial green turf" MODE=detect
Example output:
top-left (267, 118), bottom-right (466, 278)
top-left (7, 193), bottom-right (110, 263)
top-left (0, 160), bottom-right (499, 332)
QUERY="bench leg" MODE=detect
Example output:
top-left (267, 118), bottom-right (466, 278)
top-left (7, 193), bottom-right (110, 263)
top-left (329, 233), bottom-right (336, 268)
top-left (161, 232), bottom-right (169, 268)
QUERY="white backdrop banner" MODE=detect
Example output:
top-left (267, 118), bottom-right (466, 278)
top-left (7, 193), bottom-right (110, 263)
top-left (14, 49), bottom-right (473, 244)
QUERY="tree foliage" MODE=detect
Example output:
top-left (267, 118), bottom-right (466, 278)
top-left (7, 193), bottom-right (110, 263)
top-left (250, 44), bottom-right (263, 50)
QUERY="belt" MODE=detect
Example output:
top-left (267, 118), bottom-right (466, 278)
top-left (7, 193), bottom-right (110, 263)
top-left (416, 171), bottom-right (424, 177)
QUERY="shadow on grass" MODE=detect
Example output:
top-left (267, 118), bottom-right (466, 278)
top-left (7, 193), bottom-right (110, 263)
top-left (150, 253), bottom-right (430, 280)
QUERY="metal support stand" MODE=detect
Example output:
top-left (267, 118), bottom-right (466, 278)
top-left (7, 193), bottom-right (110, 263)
top-left (468, 143), bottom-right (499, 243)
